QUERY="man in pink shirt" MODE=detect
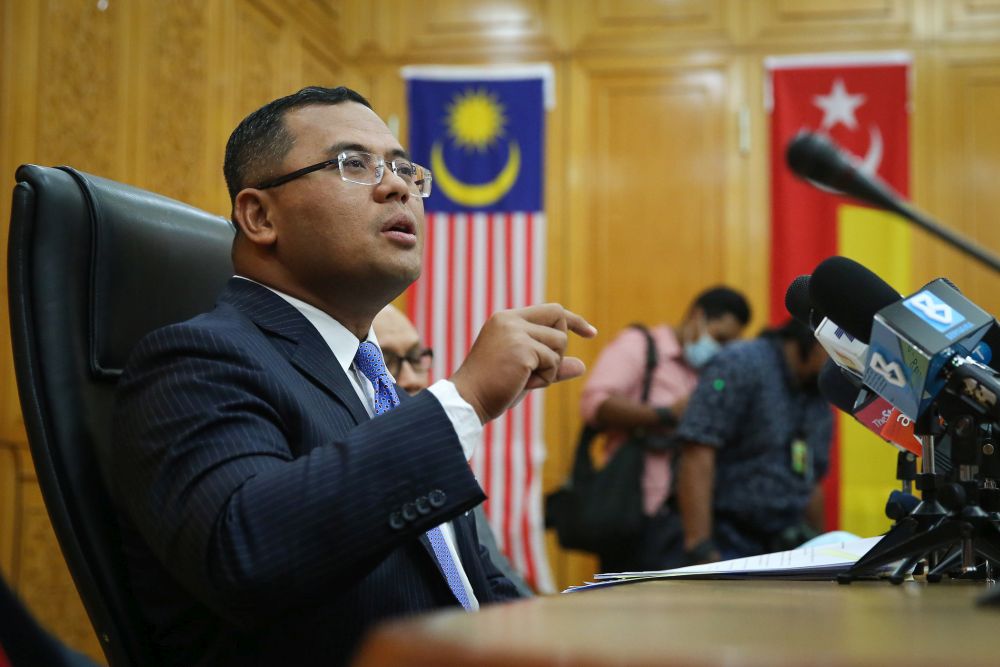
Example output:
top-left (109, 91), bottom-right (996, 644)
top-left (579, 286), bottom-right (751, 571)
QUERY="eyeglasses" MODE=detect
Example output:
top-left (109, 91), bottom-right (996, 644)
top-left (255, 150), bottom-right (433, 197)
top-left (382, 348), bottom-right (433, 378)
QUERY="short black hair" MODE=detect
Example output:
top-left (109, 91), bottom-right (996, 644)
top-left (692, 286), bottom-right (752, 326)
top-left (763, 318), bottom-right (820, 362)
top-left (223, 86), bottom-right (373, 204)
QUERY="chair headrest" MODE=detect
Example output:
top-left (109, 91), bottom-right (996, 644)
top-left (17, 165), bottom-right (235, 379)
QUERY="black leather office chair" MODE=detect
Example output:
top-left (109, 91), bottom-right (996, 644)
top-left (7, 165), bottom-right (235, 667)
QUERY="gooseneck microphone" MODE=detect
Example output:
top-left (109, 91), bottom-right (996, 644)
top-left (786, 131), bottom-right (1000, 274)
top-left (786, 131), bottom-right (905, 215)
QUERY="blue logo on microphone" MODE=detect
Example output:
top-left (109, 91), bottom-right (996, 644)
top-left (903, 290), bottom-right (966, 334)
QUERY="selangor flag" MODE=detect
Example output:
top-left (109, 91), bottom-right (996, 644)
top-left (403, 65), bottom-right (555, 592)
top-left (767, 53), bottom-right (912, 536)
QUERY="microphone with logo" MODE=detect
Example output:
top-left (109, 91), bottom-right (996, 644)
top-left (818, 358), bottom-right (922, 458)
top-left (785, 273), bottom-right (870, 379)
top-left (787, 271), bottom-right (927, 458)
top-left (790, 274), bottom-right (930, 533)
top-left (818, 359), bottom-right (921, 520)
top-left (810, 256), bottom-right (1000, 424)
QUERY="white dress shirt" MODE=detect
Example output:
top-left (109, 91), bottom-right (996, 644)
top-left (238, 277), bottom-right (483, 609)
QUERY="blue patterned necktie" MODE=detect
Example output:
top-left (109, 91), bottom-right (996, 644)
top-left (353, 341), bottom-right (473, 610)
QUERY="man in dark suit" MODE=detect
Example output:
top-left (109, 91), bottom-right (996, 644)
top-left (111, 86), bottom-right (595, 667)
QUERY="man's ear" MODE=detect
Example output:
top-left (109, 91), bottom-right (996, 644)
top-left (233, 189), bottom-right (277, 246)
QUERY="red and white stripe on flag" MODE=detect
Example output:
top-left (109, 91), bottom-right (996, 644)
top-left (407, 211), bottom-right (553, 592)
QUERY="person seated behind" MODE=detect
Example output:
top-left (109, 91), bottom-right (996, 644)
top-left (579, 286), bottom-right (751, 571)
top-left (372, 304), bottom-right (533, 596)
top-left (371, 304), bottom-right (434, 396)
top-left (674, 319), bottom-right (832, 564)
top-left (111, 86), bottom-right (595, 667)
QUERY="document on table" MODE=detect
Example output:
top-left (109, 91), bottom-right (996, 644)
top-left (564, 536), bottom-right (885, 593)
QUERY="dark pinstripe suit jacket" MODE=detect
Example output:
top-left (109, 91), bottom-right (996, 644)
top-left (112, 279), bottom-right (519, 667)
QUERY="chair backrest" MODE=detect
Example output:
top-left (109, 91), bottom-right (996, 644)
top-left (7, 165), bottom-right (235, 667)
top-left (0, 568), bottom-right (100, 666)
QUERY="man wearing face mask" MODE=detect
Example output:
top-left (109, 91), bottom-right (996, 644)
top-left (579, 286), bottom-right (751, 571)
top-left (674, 319), bottom-right (832, 564)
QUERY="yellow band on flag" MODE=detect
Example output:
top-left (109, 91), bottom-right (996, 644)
top-left (836, 203), bottom-right (913, 538)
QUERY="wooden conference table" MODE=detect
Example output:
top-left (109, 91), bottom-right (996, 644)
top-left (353, 578), bottom-right (1000, 667)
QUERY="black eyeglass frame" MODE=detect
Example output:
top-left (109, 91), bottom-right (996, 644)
top-left (254, 151), bottom-right (432, 197)
top-left (383, 348), bottom-right (434, 377)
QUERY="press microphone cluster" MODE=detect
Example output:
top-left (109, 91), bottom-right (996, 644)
top-left (808, 256), bottom-right (1000, 425)
top-left (786, 257), bottom-right (1000, 586)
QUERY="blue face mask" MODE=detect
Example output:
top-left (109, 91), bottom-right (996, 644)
top-left (683, 332), bottom-right (721, 369)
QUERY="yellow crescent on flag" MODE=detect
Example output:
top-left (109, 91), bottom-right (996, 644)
top-left (430, 140), bottom-right (521, 208)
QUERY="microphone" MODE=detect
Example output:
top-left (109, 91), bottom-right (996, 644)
top-left (786, 131), bottom-right (905, 215)
top-left (810, 256), bottom-right (998, 421)
top-left (818, 359), bottom-right (921, 456)
top-left (786, 131), bottom-right (1000, 275)
top-left (809, 256), bottom-right (899, 344)
top-left (785, 274), bottom-right (824, 330)
top-left (786, 274), bottom-right (869, 376)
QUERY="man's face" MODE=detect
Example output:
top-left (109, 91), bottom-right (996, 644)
top-left (681, 308), bottom-right (746, 347)
top-left (261, 102), bottom-right (425, 307)
top-left (704, 312), bottom-right (745, 346)
top-left (680, 309), bottom-right (746, 370)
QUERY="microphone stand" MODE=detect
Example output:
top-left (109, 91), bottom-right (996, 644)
top-left (841, 407), bottom-right (1000, 585)
top-left (925, 417), bottom-right (1000, 582)
top-left (884, 450), bottom-right (917, 521)
top-left (838, 408), bottom-right (948, 584)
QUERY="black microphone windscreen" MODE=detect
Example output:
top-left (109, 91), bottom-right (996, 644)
top-left (818, 359), bottom-right (861, 414)
top-left (809, 256), bottom-right (899, 344)
top-left (786, 132), bottom-right (855, 188)
top-left (785, 131), bottom-right (904, 214)
top-left (785, 275), bottom-right (819, 329)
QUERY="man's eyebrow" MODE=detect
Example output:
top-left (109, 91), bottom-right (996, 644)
top-left (326, 142), bottom-right (367, 157)
top-left (326, 143), bottom-right (412, 161)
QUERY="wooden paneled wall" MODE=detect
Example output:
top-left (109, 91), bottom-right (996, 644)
top-left (3, 0), bottom-right (1000, 661)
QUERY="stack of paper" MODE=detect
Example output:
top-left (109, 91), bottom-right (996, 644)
top-left (564, 536), bottom-right (884, 593)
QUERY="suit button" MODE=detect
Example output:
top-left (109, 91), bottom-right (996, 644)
top-left (402, 502), bottom-right (418, 521)
top-left (415, 496), bottom-right (431, 515)
top-left (389, 512), bottom-right (405, 530)
top-left (428, 489), bottom-right (446, 508)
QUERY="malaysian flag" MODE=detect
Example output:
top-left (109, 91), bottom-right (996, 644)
top-left (403, 65), bottom-right (555, 592)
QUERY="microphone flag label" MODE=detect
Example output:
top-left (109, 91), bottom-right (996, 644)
top-left (766, 53), bottom-right (911, 536)
top-left (403, 65), bottom-right (554, 592)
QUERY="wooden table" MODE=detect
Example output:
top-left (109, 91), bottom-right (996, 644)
top-left (353, 578), bottom-right (1000, 667)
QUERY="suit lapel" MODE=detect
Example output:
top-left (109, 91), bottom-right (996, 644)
top-left (219, 278), bottom-right (370, 425)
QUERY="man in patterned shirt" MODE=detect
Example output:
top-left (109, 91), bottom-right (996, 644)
top-left (674, 319), bottom-right (832, 563)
